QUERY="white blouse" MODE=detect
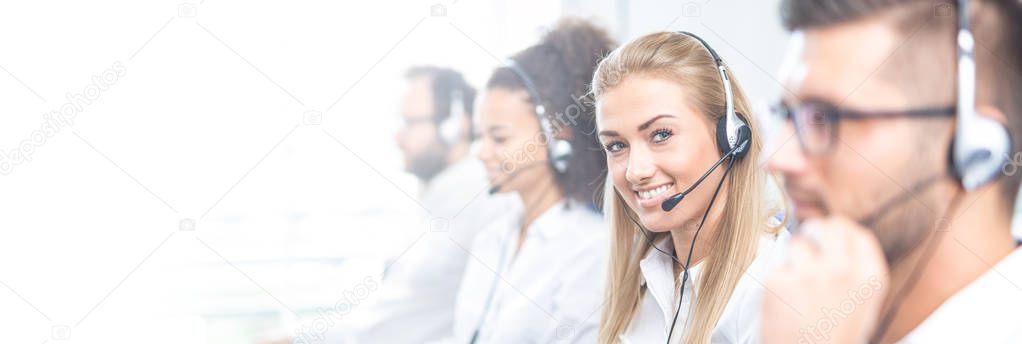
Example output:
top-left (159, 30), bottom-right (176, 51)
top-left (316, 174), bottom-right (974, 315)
top-left (620, 229), bottom-right (791, 344)
top-left (334, 158), bottom-right (514, 343)
top-left (446, 199), bottom-right (609, 344)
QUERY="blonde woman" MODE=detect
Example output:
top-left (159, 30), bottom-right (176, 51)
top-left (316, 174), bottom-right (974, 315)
top-left (593, 31), bottom-right (788, 343)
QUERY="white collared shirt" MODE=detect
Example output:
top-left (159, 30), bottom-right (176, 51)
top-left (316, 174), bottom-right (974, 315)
top-left (336, 158), bottom-right (514, 344)
top-left (620, 228), bottom-right (790, 344)
top-left (445, 199), bottom-right (609, 344)
top-left (900, 244), bottom-right (1022, 343)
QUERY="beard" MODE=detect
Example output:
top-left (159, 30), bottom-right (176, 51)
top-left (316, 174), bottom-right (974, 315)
top-left (855, 173), bottom-right (947, 266)
top-left (406, 143), bottom-right (449, 182)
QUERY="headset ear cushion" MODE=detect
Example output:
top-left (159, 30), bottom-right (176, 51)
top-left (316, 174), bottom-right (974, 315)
top-left (551, 139), bottom-right (573, 173)
top-left (948, 137), bottom-right (963, 181)
top-left (716, 115), bottom-right (732, 156)
top-left (438, 115), bottom-right (460, 145)
top-left (734, 125), bottom-right (752, 158)
top-left (716, 114), bottom-right (753, 158)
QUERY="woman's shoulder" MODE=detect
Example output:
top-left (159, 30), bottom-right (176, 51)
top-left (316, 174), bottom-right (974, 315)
top-left (469, 211), bottom-right (519, 250)
top-left (755, 213), bottom-right (792, 264)
top-left (747, 225), bottom-right (791, 280)
top-left (573, 205), bottom-right (609, 230)
top-left (543, 203), bottom-right (610, 260)
top-left (561, 204), bottom-right (610, 242)
top-left (757, 226), bottom-right (791, 256)
top-left (711, 228), bottom-right (792, 341)
top-left (725, 226), bottom-right (792, 308)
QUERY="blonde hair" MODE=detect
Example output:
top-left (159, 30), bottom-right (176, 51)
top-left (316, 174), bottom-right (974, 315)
top-left (593, 32), bottom-right (782, 343)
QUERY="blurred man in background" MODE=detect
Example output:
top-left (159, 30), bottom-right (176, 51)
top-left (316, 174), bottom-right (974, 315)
top-left (395, 66), bottom-right (476, 184)
top-left (264, 67), bottom-right (511, 344)
top-left (331, 67), bottom-right (511, 343)
top-left (763, 0), bottom-right (1022, 342)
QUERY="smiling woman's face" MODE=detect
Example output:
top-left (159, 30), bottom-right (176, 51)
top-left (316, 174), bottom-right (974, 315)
top-left (475, 87), bottom-right (553, 195)
top-left (597, 74), bottom-right (727, 232)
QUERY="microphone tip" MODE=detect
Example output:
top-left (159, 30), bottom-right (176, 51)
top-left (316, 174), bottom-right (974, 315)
top-left (661, 194), bottom-right (683, 212)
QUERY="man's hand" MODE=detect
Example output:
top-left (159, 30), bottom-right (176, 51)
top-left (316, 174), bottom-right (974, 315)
top-left (762, 216), bottom-right (890, 343)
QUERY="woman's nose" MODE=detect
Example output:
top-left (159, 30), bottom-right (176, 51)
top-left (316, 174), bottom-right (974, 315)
top-left (476, 139), bottom-right (492, 163)
top-left (624, 146), bottom-right (656, 185)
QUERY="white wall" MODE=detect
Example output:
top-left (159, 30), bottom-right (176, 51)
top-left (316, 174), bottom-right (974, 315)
top-left (562, 0), bottom-right (791, 116)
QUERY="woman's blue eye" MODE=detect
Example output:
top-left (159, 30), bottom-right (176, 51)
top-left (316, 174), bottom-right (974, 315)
top-left (651, 129), bottom-right (673, 143)
top-left (605, 141), bottom-right (626, 153)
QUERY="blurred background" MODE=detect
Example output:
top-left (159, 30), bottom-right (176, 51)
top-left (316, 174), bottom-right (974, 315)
top-left (0, 0), bottom-right (1017, 343)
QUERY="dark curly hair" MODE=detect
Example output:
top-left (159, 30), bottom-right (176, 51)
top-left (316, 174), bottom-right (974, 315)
top-left (486, 18), bottom-right (617, 209)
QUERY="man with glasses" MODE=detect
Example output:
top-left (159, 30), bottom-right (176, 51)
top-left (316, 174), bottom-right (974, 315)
top-left (761, 0), bottom-right (1022, 342)
top-left (264, 67), bottom-right (510, 344)
top-left (339, 67), bottom-right (512, 343)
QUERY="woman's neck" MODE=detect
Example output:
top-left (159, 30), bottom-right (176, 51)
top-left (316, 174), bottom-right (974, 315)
top-left (519, 180), bottom-right (563, 228)
top-left (669, 218), bottom-right (715, 278)
top-left (669, 199), bottom-right (725, 282)
top-left (514, 177), bottom-right (564, 254)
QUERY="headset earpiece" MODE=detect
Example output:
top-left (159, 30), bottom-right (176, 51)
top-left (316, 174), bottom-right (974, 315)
top-left (735, 124), bottom-right (752, 158)
top-left (505, 59), bottom-right (573, 174)
top-left (949, 0), bottom-right (1012, 191)
top-left (438, 90), bottom-right (464, 146)
top-left (715, 114), bottom-right (752, 158)
top-left (715, 116), bottom-right (731, 156)
top-left (951, 108), bottom-right (1012, 190)
top-left (550, 138), bottom-right (572, 173)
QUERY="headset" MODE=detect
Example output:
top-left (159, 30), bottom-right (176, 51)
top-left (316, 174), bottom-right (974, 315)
top-left (660, 32), bottom-right (753, 212)
top-left (682, 31), bottom-right (752, 160)
top-left (504, 59), bottom-right (574, 174)
top-left (950, 0), bottom-right (1011, 191)
top-left (436, 68), bottom-right (472, 147)
top-left (439, 89), bottom-right (465, 146)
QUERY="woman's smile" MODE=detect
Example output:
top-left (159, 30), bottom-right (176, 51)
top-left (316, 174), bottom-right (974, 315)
top-left (633, 182), bottom-right (675, 208)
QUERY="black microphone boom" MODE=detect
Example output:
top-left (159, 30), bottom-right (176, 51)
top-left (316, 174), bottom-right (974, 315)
top-left (660, 140), bottom-right (745, 212)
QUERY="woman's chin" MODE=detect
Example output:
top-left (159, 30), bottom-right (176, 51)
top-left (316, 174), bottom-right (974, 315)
top-left (636, 215), bottom-right (676, 233)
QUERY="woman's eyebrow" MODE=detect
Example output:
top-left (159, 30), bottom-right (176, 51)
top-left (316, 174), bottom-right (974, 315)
top-left (637, 114), bottom-right (675, 131)
top-left (598, 114), bottom-right (676, 137)
top-left (486, 125), bottom-right (507, 134)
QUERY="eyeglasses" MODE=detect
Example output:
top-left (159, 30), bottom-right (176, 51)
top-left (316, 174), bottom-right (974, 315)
top-left (771, 101), bottom-right (956, 155)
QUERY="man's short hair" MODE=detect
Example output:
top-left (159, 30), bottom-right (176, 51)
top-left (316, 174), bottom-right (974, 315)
top-left (404, 66), bottom-right (476, 140)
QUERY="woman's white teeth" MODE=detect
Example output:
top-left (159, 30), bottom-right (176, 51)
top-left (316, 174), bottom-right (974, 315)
top-left (638, 184), bottom-right (672, 200)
